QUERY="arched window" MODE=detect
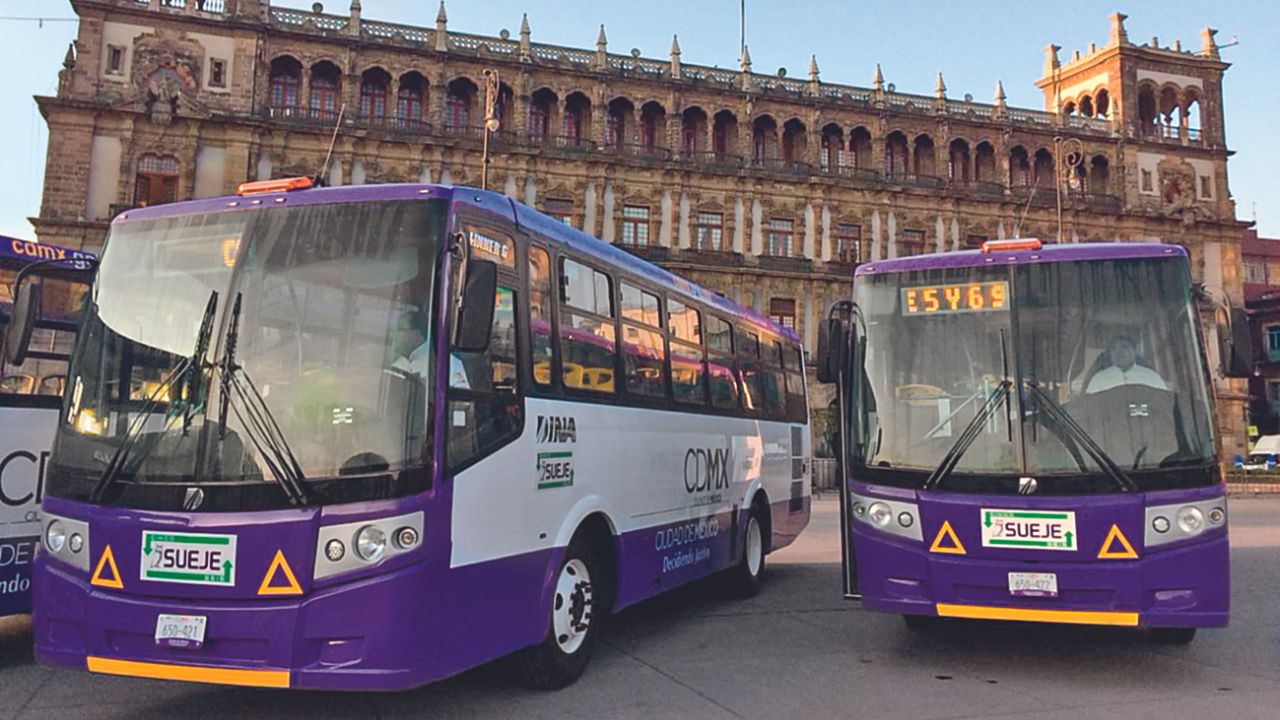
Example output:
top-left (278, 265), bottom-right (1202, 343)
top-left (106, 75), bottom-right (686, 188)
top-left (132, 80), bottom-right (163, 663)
top-left (1009, 146), bottom-right (1030, 188)
top-left (884, 131), bottom-right (908, 177)
top-left (712, 110), bottom-right (736, 158)
top-left (1185, 95), bottom-right (1202, 141)
top-left (782, 119), bottom-right (806, 165)
top-left (529, 88), bottom-right (557, 141)
top-left (445, 78), bottom-right (477, 132)
top-left (1137, 86), bottom-right (1158, 137)
top-left (1095, 89), bottom-right (1110, 118)
top-left (1079, 95), bottom-right (1094, 117)
top-left (359, 68), bottom-right (390, 120)
top-left (1032, 149), bottom-right (1054, 188)
top-left (913, 134), bottom-right (936, 177)
top-left (1159, 87), bottom-right (1181, 139)
top-left (1062, 101), bottom-right (1076, 116)
top-left (563, 92), bottom-right (592, 145)
top-left (397, 72), bottom-right (427, 126)
top-left (849, 127), bottom-right (872, 170)
top-left (820, 124), bottom-right (844, 171)
top-left (269, 56), bottom-right (301, 109)
top-left (682, 107), bottom-right (707, 155)
top-left (309, 61), bottom-right (341, 118)
top-left (135, 154), bottom-right (180, 206)
top-left (974, 142), bottom-right (996, 183)
top-left (948, 139), bottom-right (970, 183)
top-left (1089, 155), bottom-right (1110, 195)
top-left (752, 115), bottom-right (778, 164)
top-left (641, 102), bottom-right (667, 152)
top-left (606, 97), bottom-right (633, 152)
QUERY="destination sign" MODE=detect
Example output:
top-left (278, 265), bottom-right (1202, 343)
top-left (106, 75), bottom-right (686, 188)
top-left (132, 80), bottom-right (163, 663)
top-left (901, 281), bottom-right (1008, 315)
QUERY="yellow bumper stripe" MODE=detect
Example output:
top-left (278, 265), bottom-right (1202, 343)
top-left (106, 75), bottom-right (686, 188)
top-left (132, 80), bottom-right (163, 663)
top-left (935, 603), bottom-right (1140, 626)
top-left (87, 657), bottom-right (291, 688)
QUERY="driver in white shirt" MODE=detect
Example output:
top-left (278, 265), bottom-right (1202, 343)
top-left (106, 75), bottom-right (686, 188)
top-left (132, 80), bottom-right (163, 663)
top-left (1086, 335), bottom-right (1167, 394)
top-left (391, 310), bottom-right (469, 389)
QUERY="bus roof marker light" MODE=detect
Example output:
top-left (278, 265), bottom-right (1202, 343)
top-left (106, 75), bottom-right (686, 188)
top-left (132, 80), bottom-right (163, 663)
top-left (236, 176), bottom-right (314, 195)
top-left (981, 238), bottom-right (1042, 253)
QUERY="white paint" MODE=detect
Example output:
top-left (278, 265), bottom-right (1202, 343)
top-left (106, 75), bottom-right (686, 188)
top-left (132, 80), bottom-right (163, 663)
top-left (870, 211), bottom-right (882, 261)
top-left (950, 216), bottom-right (960, 251)
top-left (1137, 69), bottom-right (1203, 91)
top-left (86, 135), bottom-right (122, 221)
top-left (998, 218), bottom-right (1007, 239)
top-left (1186, 158), bottom-right (1216, 200)
top-left (327, 159), bottom-right (343, 186)
top-left (582, 182), bottom-right (597, 237)
top-left (1137, 152), bottom-right (1163, 196)
top-left (934, 215), bottom-right (946, 253)
top-left (820, 205), bottom-right (832, 261)
top-left (750, 199), bottom-right (763, 256)
top-left (192, 145), bottom-right (225, 199)
top-left (677, 192), bottom-right (691, 249)
top-left (733, 196), bottom-right (745, 254)
top-left (439, 168), bottom-right (453, 186)
top-left (419, 166), bottom-right (434, 184)
top-left (803, 204), bottom-right (816, 259)
top-left (524, 176), bottom-right (537, 205)
top-left (255, 151), bottom-right (272, 182)
top-left (886, 212), bottom-right (898, 259)
top-left (659, 190), bottom-right (673, 247)
top-left (100, 22), bottom-right (150, 81)
top-left (803, 287), bottom-right (815, 353)
top-left (350, 158), bottom-right (366, 185)
top-left (503, 174), bottom-right (518, 198)
top-left (601, 183), bottom-right (616, 242)
top-left (0, 408), bottom-right (59, 551)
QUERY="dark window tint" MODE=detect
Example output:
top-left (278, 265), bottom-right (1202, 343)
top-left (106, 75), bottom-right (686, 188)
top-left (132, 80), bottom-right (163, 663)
top-left (622, 323), bottom-right (666, 398)
top-left (447, 284), bottom-right (521, 470)
top-left (671, 339), bottom-right (707, 405)
top-left (669, 299), bottom-right (701, 344)
top-left (620, 282), bottom-right (662, 328)
top-left (562, 258), bottom-right (612, 316)
top-left (706, 314), bottom-right (734, 354)
top-left (529, 245), bottom-right (554, 387)
top-left (561, 312), bottom-right (616, 393)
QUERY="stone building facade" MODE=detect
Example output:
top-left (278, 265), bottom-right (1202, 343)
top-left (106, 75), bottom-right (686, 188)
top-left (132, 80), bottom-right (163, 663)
top-left (33, 0), bottom-right (1250, 454)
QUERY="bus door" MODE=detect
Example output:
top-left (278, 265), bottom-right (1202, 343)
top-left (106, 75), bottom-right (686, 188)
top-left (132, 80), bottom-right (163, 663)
top-left (1, 264), bottom-right (91, 615)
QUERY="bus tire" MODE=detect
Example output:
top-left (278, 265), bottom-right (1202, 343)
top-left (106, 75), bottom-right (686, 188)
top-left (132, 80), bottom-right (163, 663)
top-left (728, 504), bottom-right (767, 598)
top-left (516, 537), bottom-right (600, 690)
top-left (1150, 627), bottom-right (1197, 645)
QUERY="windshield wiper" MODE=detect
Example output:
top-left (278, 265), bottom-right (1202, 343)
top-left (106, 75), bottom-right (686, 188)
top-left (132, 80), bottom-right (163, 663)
top-left (922, 380), bottom-right (1012, 491)
top-left (89, 291), bottom-right (219, 503)
top-left (216, 293), bottom-right (310, 506)
top-left (1025, 381), bottom-right (1139, 492)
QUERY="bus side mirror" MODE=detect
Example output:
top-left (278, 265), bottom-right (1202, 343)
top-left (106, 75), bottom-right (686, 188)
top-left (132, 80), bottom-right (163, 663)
top-left (3, 280), bottom-right (42, 366)
top-left (453, 260), bottom-right (497, 353)
top-left (816, 318), bottom-right (846, 384)
top-left (1218, 307), bottom-right (1253, 379)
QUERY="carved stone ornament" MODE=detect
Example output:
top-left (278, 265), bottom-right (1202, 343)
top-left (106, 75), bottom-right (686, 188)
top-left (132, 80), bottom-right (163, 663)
top-left (1159, 165), bottom-right (1211, 226)
top-left (121, 32), bottom-right (211, 125)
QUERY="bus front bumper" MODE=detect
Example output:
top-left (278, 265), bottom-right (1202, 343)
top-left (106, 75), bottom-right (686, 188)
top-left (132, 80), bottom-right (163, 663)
top-left (853, 531), bottom-right (1229, 629)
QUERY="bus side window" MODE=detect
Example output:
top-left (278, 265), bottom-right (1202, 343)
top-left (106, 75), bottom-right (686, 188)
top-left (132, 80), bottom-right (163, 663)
top-left (447, 283), bottom-right (521, 471)
top-left (705, 314), bottom-right (739, 411)
top-left (737, 327), bottom-right (765, 413)
top-left (785, 345), bottom-right (807, 423)
top-left (620, 281), bottom-right (666, 399)
top-left (529, 245), bottom-right (554, 388)
top-left (559, 257), bottom-right (616, 393)
top-left (669, 298), bottom-right (707, 406)
top-left (762, 339), bottom-right (787, 419)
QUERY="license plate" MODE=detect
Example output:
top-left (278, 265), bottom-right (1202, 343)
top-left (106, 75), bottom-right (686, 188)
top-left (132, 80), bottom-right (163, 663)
top-left (140, 530), bottom-right (237, 586)
top-left (155, 614), bottom-right (207, 649)
top-left (981, 508), bottom-right (1077, 551)
top-left (1008, 572), bottom-right (1058, 598)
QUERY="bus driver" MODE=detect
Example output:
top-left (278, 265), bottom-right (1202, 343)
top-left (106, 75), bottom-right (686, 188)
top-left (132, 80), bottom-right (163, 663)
top-left (1086, 335), bottom-right (1167, 394)
top-left (391, 310), bottom-right (469, 389)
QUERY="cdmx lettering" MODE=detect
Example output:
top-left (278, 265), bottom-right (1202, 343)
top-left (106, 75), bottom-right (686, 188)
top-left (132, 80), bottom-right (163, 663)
top-left (0, 450), bottom-right (49, 508)
top-left (536, 415), bottom-right (577, 444)
top-left (683, 447), bottom-right (733, 494)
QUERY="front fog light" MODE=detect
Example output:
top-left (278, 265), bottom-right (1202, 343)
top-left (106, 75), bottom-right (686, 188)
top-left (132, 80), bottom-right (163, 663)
top-left (68, 533), bottom-right (84, 554)
top-left (354, 525), bottom-right (387, 562)
top-left (1176, 506), bottom-right (1205, 534)
top-left (1209, 507), bottom-right (1225, 525)
top-left (897, 512), bottom-right (915, 528)
top-left (1152, 516), bottom-right (1171, 534)
top-left (45, 521), bottom-right (67, 553)
top-left (868, 502), bottom-right (892, 527)
top-left (325, 539), bottom-right (346, 562)
top-left (853, 503), bottom-right (866, 518)
top-left (394, 526), bottom-right (420, 550)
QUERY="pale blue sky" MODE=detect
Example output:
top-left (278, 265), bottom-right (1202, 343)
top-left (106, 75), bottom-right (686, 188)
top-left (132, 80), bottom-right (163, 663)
top-left (1, 1), bottom-right (1275, 239)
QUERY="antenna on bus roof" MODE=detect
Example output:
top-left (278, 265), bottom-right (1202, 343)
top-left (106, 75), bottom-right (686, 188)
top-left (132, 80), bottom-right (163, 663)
top-left (314, 103), bottom-right (346, 187)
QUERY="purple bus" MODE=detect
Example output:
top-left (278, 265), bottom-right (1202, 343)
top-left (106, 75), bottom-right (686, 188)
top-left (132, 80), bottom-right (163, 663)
top-left (817, 238), bottom-right (1248, 642)
top-left (24, 179), bottom-right (811, 690)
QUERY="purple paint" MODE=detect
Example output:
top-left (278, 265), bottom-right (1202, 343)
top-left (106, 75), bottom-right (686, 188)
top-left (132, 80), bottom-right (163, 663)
top-left (856, 242), bottom-right (1187, 277)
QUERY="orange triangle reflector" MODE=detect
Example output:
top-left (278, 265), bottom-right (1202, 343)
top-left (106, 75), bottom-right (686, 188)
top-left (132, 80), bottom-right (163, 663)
top-left (929, 520), bottom-right (966, 555)
top-left (257, 550), bottom-right (303, 596)
top-left (90, 545), bottom-right (124, 589)
top-left (1097, 524), bottom-right (1139, 559)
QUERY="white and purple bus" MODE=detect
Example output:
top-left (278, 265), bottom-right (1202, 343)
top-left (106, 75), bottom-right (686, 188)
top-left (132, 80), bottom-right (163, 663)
top-left (818, 238), bottom-right (1247, 642)
top-left (1, 236), bottom-right (94, 616)
top-left (25, 179), bottom-right (811, 689)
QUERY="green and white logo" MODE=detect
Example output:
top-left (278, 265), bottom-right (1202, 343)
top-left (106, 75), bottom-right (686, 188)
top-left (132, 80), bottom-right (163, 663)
top-left (980, 509), bottom-right (1077, 551)
top-left (140, 531), bottom-right (237, 586)
top-left (536, 451), bottom-right (574, 489)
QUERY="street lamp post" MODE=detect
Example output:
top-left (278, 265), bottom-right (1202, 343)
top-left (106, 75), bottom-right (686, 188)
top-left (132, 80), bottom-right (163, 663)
top-left (1053, 135), bottom-right (1084, 243)
top-left (481, 68), bottom-right (500, 191)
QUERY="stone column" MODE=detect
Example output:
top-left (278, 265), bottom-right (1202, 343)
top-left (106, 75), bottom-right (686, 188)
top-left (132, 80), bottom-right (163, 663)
top-left (820, 204), bottom-right (832, 261)
top-left (750, 198), bottom-right (763, 255)
top-left (659, 190), bottom-right (674, 247)
top-left (601, 183), bottom-right (616, 242)
top-left (677, 191), bottom-right (691, 248)
top-left (803, 203), bottom-right (816, 259)
top-left (583, 181), bottom-right (597, 237)
top-left (733, 195), bottom-right (746, 253)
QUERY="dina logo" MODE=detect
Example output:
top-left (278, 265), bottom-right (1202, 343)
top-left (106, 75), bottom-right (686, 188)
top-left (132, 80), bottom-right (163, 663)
top-left (536, 416), bottom-right (577, 444)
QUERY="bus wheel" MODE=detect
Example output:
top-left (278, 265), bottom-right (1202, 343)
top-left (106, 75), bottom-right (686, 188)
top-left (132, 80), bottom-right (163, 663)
top-left (729, 506), bottom-right (766, 598)
top-left (517, 539), bottom-right (599, 689)
top-left (1150, 627), bottom-right (1197, 645)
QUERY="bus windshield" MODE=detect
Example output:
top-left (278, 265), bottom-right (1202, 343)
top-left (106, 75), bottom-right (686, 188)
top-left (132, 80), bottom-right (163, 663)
top-left (47, 200), bottom-right (446, 509)
top-left (855, 256), bottom-right (1216, 493)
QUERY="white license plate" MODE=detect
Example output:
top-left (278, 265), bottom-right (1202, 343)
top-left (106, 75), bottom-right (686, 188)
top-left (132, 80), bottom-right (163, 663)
top-left (155, 614), bottom-right (207, 649)
top-left (1008, 572), bottom-right (1058, 598)
top-left (981, 509), bottom-right (1078, 552)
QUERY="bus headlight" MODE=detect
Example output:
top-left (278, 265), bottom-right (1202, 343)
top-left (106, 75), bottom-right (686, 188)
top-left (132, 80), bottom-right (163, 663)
top-left (1176, 506), bottom-right (1204, 535)
top-left (324, 539), bottom-right (346, 562)
top-left (45, 521), bottom-right (67, 554)
top-left (868, 502), bottom-right (893, 528)
top-left (354, 525), bottom-right (387, 562)
top-left (68, 533), bottom-right (84, 554)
